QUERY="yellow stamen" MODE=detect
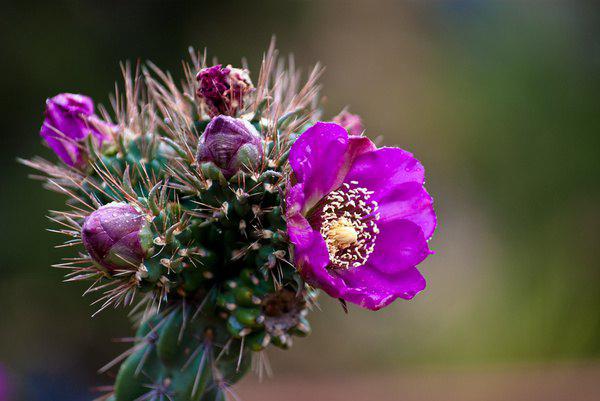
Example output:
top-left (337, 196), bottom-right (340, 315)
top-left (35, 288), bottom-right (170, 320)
top-left (327, 220), bottom-right (358, 249)
top-left (319, 183), bottom-right (380, 269)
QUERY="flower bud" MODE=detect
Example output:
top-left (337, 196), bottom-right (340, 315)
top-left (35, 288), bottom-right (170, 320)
top-left (196, 65), bottom-right (254, 117)
top-left (332, 110), bottom-right (364, 136)
top-left (82, 202), bottom-right (152, 272)
top-left (39, 93), bottom-right (114, 168)
top-left (196, 116), bottom-right (263, 178)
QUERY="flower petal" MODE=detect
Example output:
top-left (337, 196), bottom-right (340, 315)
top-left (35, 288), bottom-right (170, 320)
top-left (346, 135), bottom-right (377, 170)
top-left (40, 124), bottom-right (83, 167)
top-left (344, 147), bottom-right (436, 238)
top-left (289, 123), bottom-right (376, 212)
top-left (344, 147), bottom-right (425, 189)
top-left (289, 122), bottom-right (349, 210)
top-left (364, 218), bottom-right (432, 274)
top-left (45, 94), bottom-right (94, 141)
top-left (333, 219), bottom-right (430, 309)
top-left (106, 231), bottom-right (144, 268)
top-left (294, 228), bottom-right (343, 299)
top-left (375, 182), bottom-right (436, 239)
top-left (39, 93), bottom-right (103, 168)
top-left (337, 266), bottom-right (426, 310)
top-left (286, 183), bottom-right (345, 297)
top-left (86, 114), bottom-right (115, 144)
top-left (285, 182), bottom-right (307, 216)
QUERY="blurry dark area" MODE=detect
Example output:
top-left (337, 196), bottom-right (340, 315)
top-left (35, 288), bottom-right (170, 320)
top-left (1, 1), bottom-right (599, 400)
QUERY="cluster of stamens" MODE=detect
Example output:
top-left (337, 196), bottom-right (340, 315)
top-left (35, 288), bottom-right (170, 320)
top-left (319, 181), bottom-right (380, 269)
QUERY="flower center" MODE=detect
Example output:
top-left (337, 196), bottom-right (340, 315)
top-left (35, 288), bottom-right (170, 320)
top-left (318, 182), bottom-right (380, 269)
top-left (327, 218), bottom-right (358, 249)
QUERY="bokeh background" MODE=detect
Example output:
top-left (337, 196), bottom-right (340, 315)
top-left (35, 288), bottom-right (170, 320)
top-left (1, 1), bottom-right (599, 400)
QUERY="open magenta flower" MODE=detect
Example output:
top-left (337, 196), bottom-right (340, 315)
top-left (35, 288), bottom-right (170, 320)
top-left (39, 93), bottom-right (113, 168)
top-left (286, 122), bottom-right (436, 310)
top-left (82, 202), bottom-right (152, 272)
top-left (196, 64), bottom-right (254, 117)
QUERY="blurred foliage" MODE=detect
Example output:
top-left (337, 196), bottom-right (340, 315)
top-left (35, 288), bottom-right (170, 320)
top-left (433, 3), bottom-right (600, 360)
top-left (0, 1), bottom-right (599, 400)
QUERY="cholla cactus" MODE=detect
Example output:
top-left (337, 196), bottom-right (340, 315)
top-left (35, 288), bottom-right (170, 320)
top-left (22, 40), bottom-right (436, 400)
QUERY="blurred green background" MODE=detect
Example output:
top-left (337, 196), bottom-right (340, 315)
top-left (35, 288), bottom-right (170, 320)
top-left (1, 1), bottom-right (599, 400)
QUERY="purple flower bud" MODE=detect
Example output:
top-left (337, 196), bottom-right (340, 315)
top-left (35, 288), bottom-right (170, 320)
top-left (82, 203), bottom-right (152, 272)
top-left (332, 110), bottom-right (364, 136)
top-left (196, 65), bottom-right (254, 117)
top-left (39, 93), bottom-right (114, 168)
top-left (197, 116), bottom-right (263, 178)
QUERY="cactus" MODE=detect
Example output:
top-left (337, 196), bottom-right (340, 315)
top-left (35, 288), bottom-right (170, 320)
top-left (23, 40), bottom-right (437, 400)
top-left (107, 304), bottom-right (250, 401)
top-left (23, 41), bottom-right (325, 400)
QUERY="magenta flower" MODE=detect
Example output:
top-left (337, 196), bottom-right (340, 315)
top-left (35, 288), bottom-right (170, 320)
top-left (39, 93), bottom-right (113, 168)
top-left (285, 122), bottom-right (436, 310)
top-left (196, 64), bottom-right (254, 117)
top-left (82, 203), bottom-right (152, 272)
top-left (333, 110), bottom-right (364, 136)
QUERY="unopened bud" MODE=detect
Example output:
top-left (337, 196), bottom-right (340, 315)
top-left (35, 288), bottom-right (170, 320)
top-left (196, 116), bottom-right (263, 178)
top-left (40, 93), bottom-right (114, 168)
top-left (196, 64), bottom-right (253, 117)
top-left (332, 110), bottom-right (364, 136)
top-left (81, 202), bottom-right (152, 272)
